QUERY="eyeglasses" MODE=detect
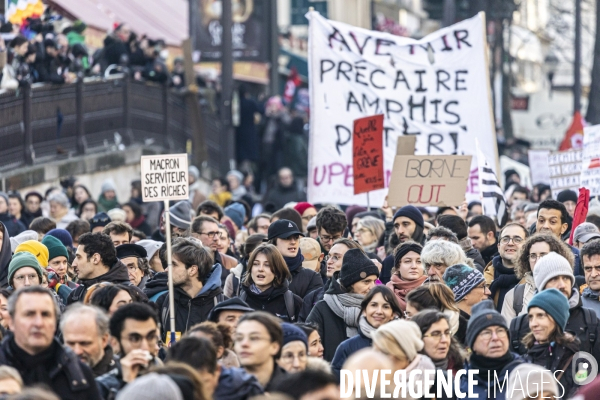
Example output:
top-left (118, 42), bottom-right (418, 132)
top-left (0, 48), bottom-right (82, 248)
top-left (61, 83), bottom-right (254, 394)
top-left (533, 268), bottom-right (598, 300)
top-left (324, 254), bottom-right (341, 263)
top-left (478, 328), bottom-right (508, 341)
top-left (123, 332), bottom-right (158, 345)
top-left (126, 265), bottom-right (141, 273)
top-left (583, 266), bottom-right (600, 273)
top-left (14, 273), bottom-right (39, 282)
top-left (529, 253), bottom-right (548, 262)
top-left (199, 231), bottom-right (223, 239)
top-left (423, 330), bottom-right (452, 340)
top-left (320, 234), bottom-right (342, 243)
top-left (500, 236), bottom-right (524, 245)
top-left (475, 282), bottom-right (489, 291)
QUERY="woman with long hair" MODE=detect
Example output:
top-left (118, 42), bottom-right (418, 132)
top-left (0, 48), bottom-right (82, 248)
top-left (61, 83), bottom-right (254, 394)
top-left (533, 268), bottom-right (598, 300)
top-left (306, 248), bottom-right (379, 361)
top-left (224, 234), bottom-right (266, 298)
top-left (501, 233), bottom-right (574, 320)
top-left (77, 199), bottom-right (98, 221)
top-left (523, 289), bottom-right (579, 398)
top-left (331, 285), bottom-right (401, 378)
top-left (406, 282), bottom-right (467, 345)
top-left (386, 241), bottom-right (427, 311)
top-left (240, 244), bottom-right (303, 322)
top-left (87, 283), bottom-right (134, 316)
top-left (122, 201), bottom-right (152, 236)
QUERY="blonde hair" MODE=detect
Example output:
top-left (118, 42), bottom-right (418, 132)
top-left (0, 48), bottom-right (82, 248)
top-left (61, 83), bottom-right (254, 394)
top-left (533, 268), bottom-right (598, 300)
top-left (0, 365), bottom-right (23, 387)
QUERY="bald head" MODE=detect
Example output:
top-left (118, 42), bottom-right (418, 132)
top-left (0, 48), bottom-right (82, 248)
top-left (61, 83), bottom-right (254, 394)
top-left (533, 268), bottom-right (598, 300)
top-left (343, 348), bottom-right (394, 399)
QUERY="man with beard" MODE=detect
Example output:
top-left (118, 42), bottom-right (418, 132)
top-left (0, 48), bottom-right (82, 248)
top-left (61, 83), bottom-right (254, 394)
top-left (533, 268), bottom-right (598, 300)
top-left (61, 304), bottom-right (116, 377)
top-left (468, 215), bottom-right (498, 265)
top-left (380, 206), bottom-right (425, 284)
top-left (484, 223), bottom-right (527, 313)
top-left (509, 252), bottom-right (600, 361)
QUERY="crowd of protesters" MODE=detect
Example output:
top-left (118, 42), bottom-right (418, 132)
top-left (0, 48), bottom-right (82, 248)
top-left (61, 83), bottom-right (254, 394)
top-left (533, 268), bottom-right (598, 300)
top-left (0, 167), bottom-right (597, 399)
top-left (0, 16), bottom-right (175, 90)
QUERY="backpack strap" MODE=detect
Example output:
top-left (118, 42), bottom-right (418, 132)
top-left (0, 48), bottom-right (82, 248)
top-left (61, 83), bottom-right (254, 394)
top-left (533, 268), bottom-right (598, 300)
top-left (160, 294), bottom-right (170, 336)
top-left (214, 293), bottom-right (225, 306)
top-left (232, 276), bottom-right (239, 297)
top-left (513, 284), bottom-right (526, 316)
top-left (510, 314), bottom-right (525, 352)
top-left (284, 290), bottom-right (296, 322)
top-left (583, 308), bottom-right (598, 347)
top-left (240, 290), bottom-right (248, 302)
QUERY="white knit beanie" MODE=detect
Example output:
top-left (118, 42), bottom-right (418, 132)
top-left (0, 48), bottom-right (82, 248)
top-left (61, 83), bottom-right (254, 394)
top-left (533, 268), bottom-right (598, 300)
top-left (116, 373), bottom-right (183, 400)
top-left (506, 364), bottom-right (559, 400)
top-left (373, 320), bottom-right (423, 362)
top-left (532, 252), bottom-right (574, 290)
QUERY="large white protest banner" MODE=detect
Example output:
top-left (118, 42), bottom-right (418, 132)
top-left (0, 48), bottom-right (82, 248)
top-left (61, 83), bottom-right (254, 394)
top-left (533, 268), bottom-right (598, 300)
top-left (548, 149), bottom-right (582, 199)
top-left (307, 11), bottom-right (496, 206)
top-left (580, 124), bottom-right (600, 196)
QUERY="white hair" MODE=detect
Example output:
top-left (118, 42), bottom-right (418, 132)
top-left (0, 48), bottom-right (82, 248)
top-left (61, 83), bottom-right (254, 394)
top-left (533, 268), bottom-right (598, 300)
top-left (421, 240), bottom-right (466, 269)
top-left (47, 191), bottom-right (70, 208)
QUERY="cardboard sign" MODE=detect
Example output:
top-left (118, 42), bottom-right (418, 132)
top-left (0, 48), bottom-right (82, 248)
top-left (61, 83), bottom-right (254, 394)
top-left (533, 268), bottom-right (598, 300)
top-left (141, 154), bottom-right (189, 202)
top-left (548, 149), bottom-right (582, 199)
top-left (388, 155), bottom-right (472, 207)
top-left (527, 150), bottom-right (551, 185)
top-left (353, 115), bottom-right (385, 195)
top-left (580, 124), bottom-right (600, 196)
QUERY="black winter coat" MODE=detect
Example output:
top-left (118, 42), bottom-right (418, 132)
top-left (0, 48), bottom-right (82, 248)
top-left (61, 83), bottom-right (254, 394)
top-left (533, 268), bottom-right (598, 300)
top-left (465, 247), bottom-right (485, 272)
top-left (67, 261), bottom-right (131, 304)
top-left (305, 277), bottom-right (349, 361)
top-left (289, 266), bottom-right (323, 299)
top-left (240, 281), bottom-right (302, 322)
top-left (0, 222), bottom-right (12, 288)
top-left (154, 264), bottom-right (225, 338)
top-left (214, 366), bottom-right (264, 400)
top-left (489, 256), bottom-right (519, 313)
top-left (480, 243), bottom-right (498, 266)
top-left (380, 254), bottom-right (394, 284)
top-left (510, 290), bottom-right (600, 362)
top-left (0, 213), bottom-right (25, 238)
top-left (299, 286), bottom-right (324, 322)
top-left (0, 336), bottom-right (100, 400)
top-left (525, 340), bottom-right (579, 398)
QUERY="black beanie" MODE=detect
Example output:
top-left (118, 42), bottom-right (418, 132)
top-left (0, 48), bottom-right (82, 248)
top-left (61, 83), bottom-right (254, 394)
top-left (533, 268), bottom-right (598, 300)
top-left (393, 242), bottom-right (423, 268)
top-left (466, 300), bottom-right (508, 348)
top-left (339, 248), bottom-right (379, 288)
top-left (392, 205), bottom-right (424, 228)
top-left (557, 189), bottom-right (578, 204)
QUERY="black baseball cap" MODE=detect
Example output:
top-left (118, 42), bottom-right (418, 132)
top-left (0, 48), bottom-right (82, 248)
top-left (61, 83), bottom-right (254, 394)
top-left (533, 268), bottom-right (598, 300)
top-left (267, 219), bottom-right (305, 241)
top-left (116, 243), bottom-right (148, 259)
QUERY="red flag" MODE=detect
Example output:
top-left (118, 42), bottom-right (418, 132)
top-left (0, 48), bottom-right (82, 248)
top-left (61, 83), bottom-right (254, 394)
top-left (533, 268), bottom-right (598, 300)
top-left (559, 111), bottom-right (584, 150)
top-left (569, 187), bottom-right (590, 245)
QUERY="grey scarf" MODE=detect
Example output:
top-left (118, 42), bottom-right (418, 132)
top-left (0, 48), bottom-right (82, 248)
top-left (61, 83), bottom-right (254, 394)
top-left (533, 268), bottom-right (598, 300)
top-left (324, 293), bottom-right (363, 337)
top-left (358, 315), bottom-right (377, 339)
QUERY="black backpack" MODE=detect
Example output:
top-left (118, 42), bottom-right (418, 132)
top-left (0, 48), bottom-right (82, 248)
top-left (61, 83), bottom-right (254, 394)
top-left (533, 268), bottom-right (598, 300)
top-left (240, 290), bottom-right (297, 322)
top-left (512, 283), bottom-right (526, 315)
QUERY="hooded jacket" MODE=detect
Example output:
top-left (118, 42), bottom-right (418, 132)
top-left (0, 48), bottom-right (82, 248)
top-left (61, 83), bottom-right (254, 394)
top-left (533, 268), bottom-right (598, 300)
top-left (155, 264), bottom-right (225, 338)
top-left (0, 335), bottom-right (100, 400)
top-left (240, 280), bottom-right (302, 322)
top-left (67, 260), bottom-right (131, 304)
top-left (510, 288), bottom-right (600, 361)
top-left (581, 286), bottom-right (600, 316)
top-left (214, 366), bottom-right (264, 400)
top-left (305, 276), bottom-right (349, 361)
top-left (0, 222), bottom-right (12, 288)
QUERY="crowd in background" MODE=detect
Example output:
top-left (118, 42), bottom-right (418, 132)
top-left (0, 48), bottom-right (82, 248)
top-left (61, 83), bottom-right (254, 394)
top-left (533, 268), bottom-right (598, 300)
top-left (0, 166), bottom-right (596, 399)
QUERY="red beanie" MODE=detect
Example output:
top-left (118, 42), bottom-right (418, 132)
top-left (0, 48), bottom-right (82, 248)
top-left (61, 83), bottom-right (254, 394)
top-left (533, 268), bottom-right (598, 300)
top-left (294, 202), bottom-right (314, 216)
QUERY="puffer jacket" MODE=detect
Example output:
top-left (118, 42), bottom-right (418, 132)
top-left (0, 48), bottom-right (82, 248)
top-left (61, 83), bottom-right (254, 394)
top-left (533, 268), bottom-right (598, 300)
top-left (525, 340), bottom-right (579, 399)
top-left (67, 261), bottom-right (131, 304)
top-left (155, 264), bottom-right (226, 338)
top-left (501, 273), bottom-right (536, 322)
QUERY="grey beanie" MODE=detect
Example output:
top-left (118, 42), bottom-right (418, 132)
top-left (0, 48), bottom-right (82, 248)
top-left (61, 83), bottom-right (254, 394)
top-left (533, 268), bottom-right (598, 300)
top-left (533, 252), bottom-right (574, 291)
top-left (101, 180), bottom-right (116, 194)
top-left (115, 373), bottom-right (183, 400)
top-left (189, 165), bottom-right (200, 180)
top-left (226, 170), bottom-right (244, 183)
top-left (169, 201), bottom-right (193, 230)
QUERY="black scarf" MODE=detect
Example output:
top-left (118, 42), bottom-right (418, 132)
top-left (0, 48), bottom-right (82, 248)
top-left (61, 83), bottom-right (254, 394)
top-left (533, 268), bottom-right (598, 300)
top-left (8, 335), bottom-right (59, 385)
top-left (527, 342), bottom-right (553, 368)
top-left (469, 351), bottom-right (514, 383)
top-left (284, 249), bottom-right (304, 273)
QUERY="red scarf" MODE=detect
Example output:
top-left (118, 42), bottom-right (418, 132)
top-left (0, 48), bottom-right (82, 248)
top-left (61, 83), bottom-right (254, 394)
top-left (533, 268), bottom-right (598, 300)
top-left (130, 214), bottom-right (146, 229)
top-left (386, 274), bottom-right (427, 311)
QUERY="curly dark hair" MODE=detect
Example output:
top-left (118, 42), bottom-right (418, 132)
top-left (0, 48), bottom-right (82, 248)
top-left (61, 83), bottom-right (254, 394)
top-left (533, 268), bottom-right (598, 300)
top-left (315, 206), bottom-right (347, 235)
top-left (78, 232), bottom-right (118, 267)
top-left (515, 233), bottom-right (574, 279)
